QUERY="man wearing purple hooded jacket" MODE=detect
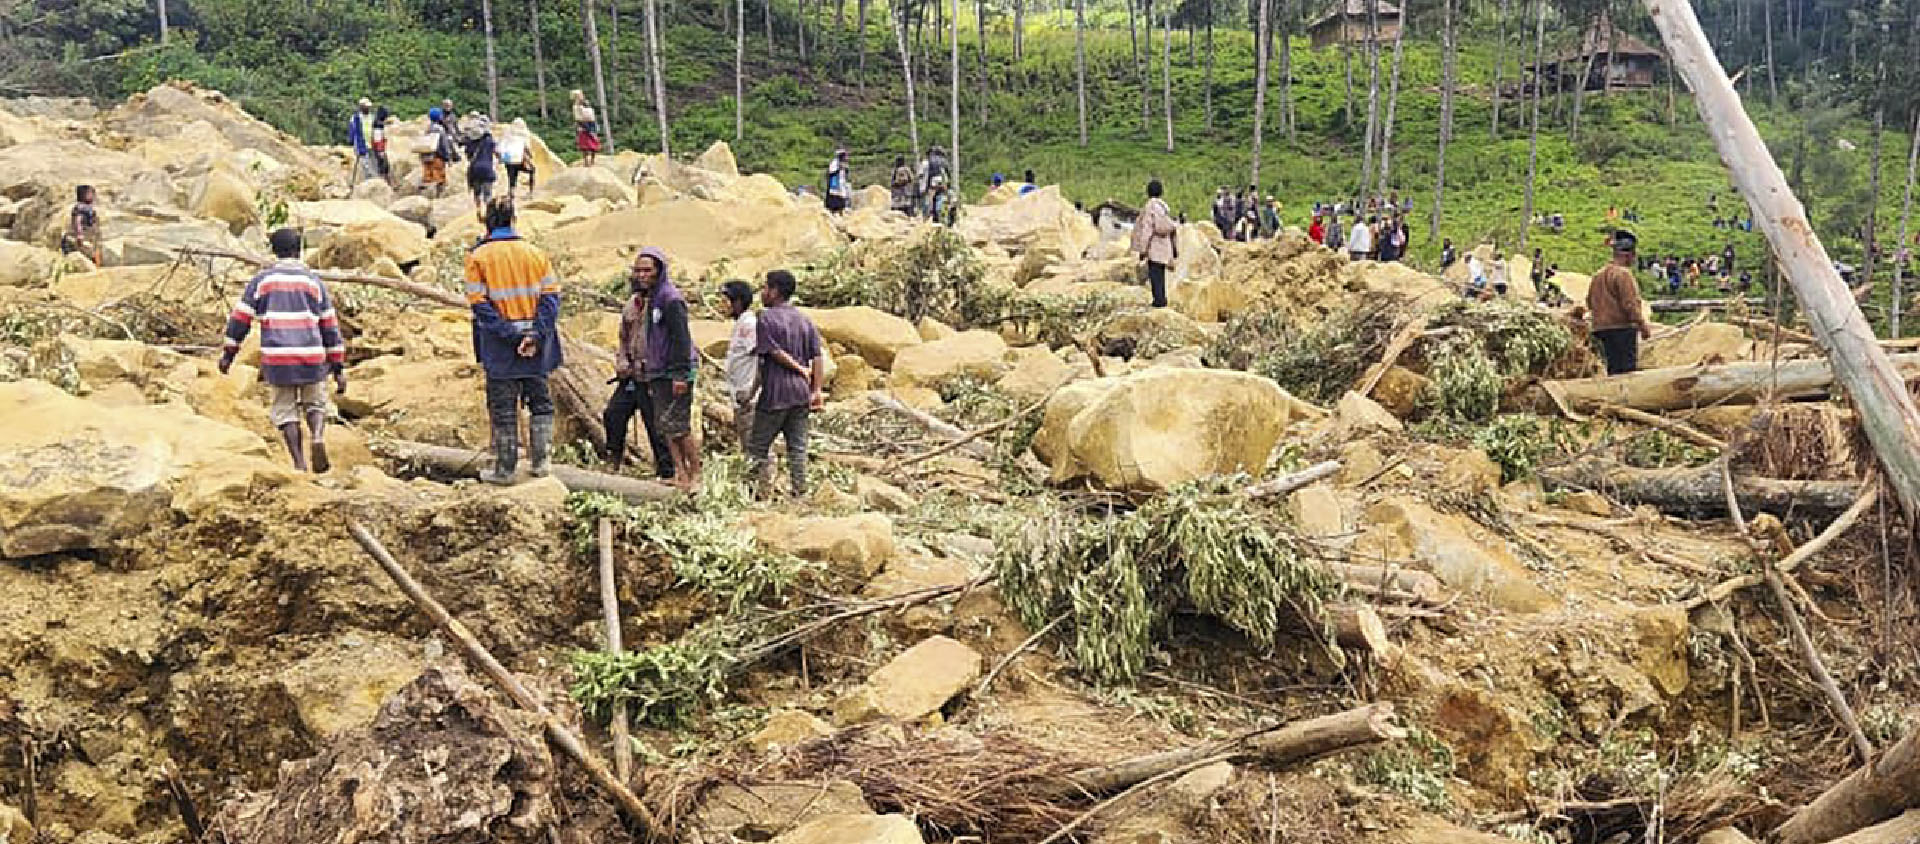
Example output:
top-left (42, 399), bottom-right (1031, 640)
top-left (621, 247), bottom-right (701, 490)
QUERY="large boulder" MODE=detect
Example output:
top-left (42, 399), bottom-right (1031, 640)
top-left (106, 219), bottom-right (245, 266)
top-left (1642, 321), bottom-right (1753, 369)
top-left (540, 165), bottom-right (636, 205)
top-left (995, 346), bottom-right (1075, 403)
top-left (807, 306), bottom-right (922, 368)
top-left (753, 513), bottom-right (898, 580)
top-left (0, 379), bottom-right (285, 558)
top-left (952, 185), bottom-right (1098, 264)
top-left (833, 635), bottom-right (983, 725)
top-left (107, 83), bottom-right (330, 176)
top-left (0, 240), bottom-right (61, 287)
top-left (310, 217), bottom-right (432, 269)
top-left (551, 197), bottom-right (844, 286)
top-left (771, 815), bottom-right (925, 844)
top-left (693, 141), bottom-right (740, 178)
top-left (1356, 497), bottom-right (1558, 613)
top-left (189, 167), bottom-right (260, 234)
top-left (287, 199), bottom-right (412, 230)
top-left (1032, 367), bottom-right (1322, 493)
top-left (888, 330), bottom-right (1010, 389)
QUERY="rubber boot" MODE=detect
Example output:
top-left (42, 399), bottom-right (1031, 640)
top-left (479, 422), bottom-right (518, 485)
top-left (279, 423), bottom-right (309, 472)
top-left (306, 409), bottom-right (331, 474)
top-left (528, 414), bottom-right (555, 478)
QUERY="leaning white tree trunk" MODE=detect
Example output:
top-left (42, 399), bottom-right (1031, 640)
top-left (1642, 0), bottom-right (1920, 520)
top-left (735, 0), bottom-right (746, 140)
top-left (583, 0), bottom-right (616, 150)
top-left (893, 0), bottom-right (922, 159)
top-left (1250, 0), bottom-right (1270, 187)
top-left (482, 0), bottom-right (501, 119)
top-left (1075, 0), bottom-right (1089, 146)
top-left (644, 0), bottom-right (670, 155)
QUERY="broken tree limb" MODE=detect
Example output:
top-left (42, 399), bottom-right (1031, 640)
top-left (1320, 562), bottom-right (1448, 606)
top-left (1355, 316), bottom-right (1428, 397)
top-left (1593, 403), bottom-right (1728, 450)
top-left (1541, 353), bottom-right (1920, 414)
top-left (1244, 460), bottom-right (1343, 500)
top-left (1539, 458), bottom-right (1861, 518)
top-left (1682, 484), bottom-right (1880, 610)
top-left (1821, 810), bottom-right (1920, 844)
top-left (1648, 297), bottom-right (1768, 312)
top-left (1319, 604), bottom-right (1397, 657)
top-left (867, 391), bottom-right (994, 459)
top-left (888, 391), bottom-right (1052, 472)
top-left (374, 438), bottom-right (679, 502)
top-left (1773, 727), bottom-right (1920, 844)
top-left (1765, 559), bottom-right (1874, 767)
top-left (1045, 703), bottom-right (1404, 801)
top-left (596, 517), bottom-right (633, 785)
top-left (345, 520), bottom-right (665, 840)
top-left (178, 246), bottom-right (468, 308)
top-left (1644, 0), bottom-right (1920, 522)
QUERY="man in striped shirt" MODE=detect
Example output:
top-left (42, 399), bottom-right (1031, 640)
top-left (465, 197), bottom-right (564, 484)
top-left (220, 228), bottom-right (348, 473)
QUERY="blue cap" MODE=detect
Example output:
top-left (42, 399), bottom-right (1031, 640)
top-left (428, 107), bottom-right (444, 121)
top-left (991, 173), bottom-right (1005, 184)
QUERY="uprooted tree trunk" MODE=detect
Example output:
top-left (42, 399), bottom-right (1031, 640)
top-left (1641, 0), bottom-right (1920, 522)
top-left (1542, 353), bottom-right (1920, 414)
top-left (376, 439), bottom-right (679, 501)
top-left (1773, 728), bottom-right (1920, 844)
top-left (1818, 810), bottom-right (1920, 844)
top-left (1539, 459), bottom-right (1860, 518)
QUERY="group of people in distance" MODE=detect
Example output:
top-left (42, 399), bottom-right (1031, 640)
top-left (348, 96), bottom-right (539, 207)
top-left (1210, 186), bottom-right (1284, 242)
top-left (218, 197), bottom-right (828, 498)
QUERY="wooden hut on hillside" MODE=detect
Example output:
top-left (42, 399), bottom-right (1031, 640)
top-left (1534, 17), bottom-right (1664, 93)
top-left (1307, 0), bottom-right (1402, 49)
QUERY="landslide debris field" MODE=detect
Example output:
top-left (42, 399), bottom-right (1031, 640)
top-left (2, 83), bottom-right (1918, 844)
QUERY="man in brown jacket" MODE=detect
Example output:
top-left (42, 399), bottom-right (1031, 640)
top-left (1130, 179), bottom-right (1178, 308)
top-left (1588, 230), bottom-right (1652, 375)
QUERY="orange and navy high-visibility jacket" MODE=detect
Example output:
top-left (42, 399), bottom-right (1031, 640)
top-left (465, 228), bottom-right (564, 378)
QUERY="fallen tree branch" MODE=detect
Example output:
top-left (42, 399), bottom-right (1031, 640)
top-left (1320, 562), bottom-right (1448, 606)
top-left (1649, 297), bottom-right (1768, 312)
top-left (596, 518), bottom-right (634, 785)
top-left (738, 576), bottom-right (996, 667)
top-left (1592, 403), bottom-right (1728, 450)
top-left (1243, 461), bottom-right (1343, 500)
top-left (1035, 752), bottom-right (1235, 844)
top-left (1354, 317), bottom-right (1429, 397)
top-left (1765, 559), bottom-right (1874, 766)
top-left (346, 520), bottom-right (665, 839)
top-left (1773, 727), bottom-right (1920, 844)
top-left (1681, 484), bottom-right (1880, 610)
top-left (888, 391), bottom-right (1053, 472)
top-left (1540, 353), bottom-right (1920, 414)
top-left (867, 392), bottom-right (993, 459)
top-left (373, 438), bottom-right (679, 502)
top-left (178, 246), bottom-right (467, 308)
top-left (1539, 458), bottom-right (1861, 518)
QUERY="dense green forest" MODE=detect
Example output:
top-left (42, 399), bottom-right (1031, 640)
top-left (5, 0), bottom-right (1920, 285)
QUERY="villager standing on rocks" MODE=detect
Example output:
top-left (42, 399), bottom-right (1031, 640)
top-left (371, 106), bottom-right (395, 185)
top-left (465, 198), bottom-right (563, 485)
top-left (890, 156), bottom-right (916, 214)
top-left (747, 269), bottom-right (825, 499)
top-left (462, 115), bottom-right (499, 207)
top-left (499, 118), bottom-right (536, 197)
top-left (824, 148), bottom-right (852, 214)
top-left (219, 228), bottom-right (347, 474)
top-left (602, 251), bottom-right (676, 481)
top-left (631, 247), bottom-right (702, 492)
top-left (1308, 215), bottom-right (1326, 245)
top-left (349, 97), bottom-right (379, 183)
top-left (1587, 230), bottom-right (1651, 376)
top-left (64, 185), bottom-right (102, 266)
top-left (720, 280), bottom-right (760, 448)
top-left (572, 90), bottom-right (602, 166)
top-left (1131, 179), bottom-right (1177, 308)
top-left (420, 107), bottom-right (459, 199)
top-left (1440, 238), bottom-right (1457, 270)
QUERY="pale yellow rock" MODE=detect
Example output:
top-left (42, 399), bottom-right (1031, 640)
top-left (1288, 485), bottom-right (1346, 538)
top-left (889, 330), bottom-right (1010, 389)
top-left (855, 475), bottom-right (916, 513)
top-left (1562, 490), bottom-right (1614, 517)
top-left (952, 185), bottom-right (1098, 265)
top-left (747, 710), bottom-right (835, 752)
top-left (337, 357), bottom-right (492, 449)
top-left (1167, 761), bottom-right (1235, 809)
top-left (311, 218), bottom-right (431, 270)
top-left (916, 316), bottom-right (957, 341)
top-left (693, 140), bottom-right (740, 178)
top-left (550, 197), bottom-right (844, 289)
top-left (541, 165), bottom-right (636, 205)
top-left (1642, 321), bottom-right (1753, 369)
top-left (862, 555), bottom-right (975, 599)
top-left (188, 167), bottom-right (259, 234)
top-left (754, 513), bottom-right (898, 580)
top-left (697, 781), bottom-right (873, 840)
top-left (0, 803), bottom-right (34, 844)
top-left (1332, 390), bottom-right (1405, 439)
top-left (1094, 307), bottom-right (1212, 354)
top-left (887, 385), bottom-right (944, 411)
top-left (288, 198), bottom-right (411, 229)
top-left (1631, 605), bottom-right (1691, 697)
top-left (807, 306), bottom-right (923, 368)
top-left (831, 355), bottom-right (879, 399)
top-left (834, 635), bottom-right (982, 725)
top-left (1371, 366), bottom-right (1430, 418)
top-left (770, 814), bottom-right (925, 844)
top-left (995, 346), bottom-right (1074, 403)
top-left (277, 635), bottom-right (425, 740)
top-left (1358, 497), bottom-right (1557, 613)
top-left (0, 240), bottom-right (63, 287)
top-left (1438, 447), bottom-right (1504, 497)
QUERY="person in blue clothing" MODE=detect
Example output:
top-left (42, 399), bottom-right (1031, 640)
top-left (464, 198), bottom-right (564, 485)
top-left (1020, 169), bottom-right (1038, 195)
top-left (348, 98), bottom-right (379, 183)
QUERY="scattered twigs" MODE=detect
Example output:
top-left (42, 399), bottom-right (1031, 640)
top-left (975, 614), bottom-right (1067, 697)
top-left (888, 392), bottom-right (1052, 472)
top-left (1681, 484), bottom-right (1880, 610)
top-left (1593, 402), bottom-right (1728, 450)
top-left (177, 246), bottom-right (466, 308)
top-left (597, 517), bottom-right (633, 785)
top-left (1243, 461), bottom-right (1343, 500)
top-left (1773, 727), bottom-right (1920, 844)
top-left (738, 576), bottom-right (996, 667)
top-left (162, 763), bottom-right (206, 843)
top-left (346, 520), bottom-right (666, 840)
top-left (1764, 556), bottom-right (1874, 766)
top-left (867, 392), bottom-right (993, 459)
top-left (1354, 316), bottom-right (1429, 397)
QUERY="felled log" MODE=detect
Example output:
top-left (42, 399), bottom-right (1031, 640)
top-left (1540, 458), bottom-right (1861, 518)
top-left (1320, 605), bottom-right (1396, 656)
top-left (1244, 461), bottom-right (1343, 500)
top-left (1044, 703), bottom-right (1405, 800)
top-left (1648, 297), bottom-right (1767, 312)
top-left (178, 246), bottom-right (468, 307)
top-left (1773, 728), bottom-right (1920, 844)
top-left (1820, 810), bottom-right (1920, 844)
top-left (374, 438), bottom-right (679, 502)
top-left (1542, 353), bottom-right (1920, 414)
top-left (868, 391), bottom-right (994, 459)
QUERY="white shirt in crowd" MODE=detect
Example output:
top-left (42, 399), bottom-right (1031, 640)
top-left (725, 310), bottom-right (760, 404)
top-left (1348, 221), bottom-right (1374, 254)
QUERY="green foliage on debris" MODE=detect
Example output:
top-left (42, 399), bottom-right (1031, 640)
top-left (799, 227), bottom-right (986, 323)
top-left (1356, 727), bottom-right (1458, 812)
top-left (1207, 305), bottom-right (1402, 405)
top-left (996, 481), bottom-right (1336, 685)
top-left (1623, 430), bottom-right (1719, 469)
top-left (568, 625), bottom-right (738, 729)
top-left (1421, 335), bottom-right (1504, 423)
top-left (568, 490), bottom-right (813, 614)
top-left (1473, 415), bottom-right (1554, 484)
top-left (1431, 298), bottom-right (1575, 377)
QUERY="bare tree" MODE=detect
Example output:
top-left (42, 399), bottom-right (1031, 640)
top-left (1521, 0), bottom-right (1546, 250)
top-left (976, 0), bottom-right (988, 124)
top-left (1430, 0), bottom-right (1455, 240)
top-left (481, 0), bottom-right (502, 120)
top-left (159, 0), bottom-right (169, 43)
top-left (1341, 8), bottom-right (1354, 124)
top-left (1014, 0), bottom-right (1025, 61)
top-left (1203, 0), bottom-right (1214, 129)
top-left (950, 0), bottom-right (960, 185)
top-left (530, 0), bottom-right (551, 119)
top-left (584, 0), bottom-right (615, 150)
top-left (1161, 0), bottom-right (1173, 151)
top-left (766, 0), bottom-right (774, 51)
top-left (1076, 0), bottom-right (1089, 146)
top-left (1251, 0), bottom-right (1270, 185)
top-left (1357, 0), bottom-right (1382, 200)
top-left (1897, 108), bottom-right (1918, 337)
top-left (1130, 0), bottom-right (1149, 130)
top-left (1489, 0), bottom-right (1506, 136)
top-left (1375, 12), bottom-right (1405, 197)
top-left (1763, 0), bottom-right (1777, 103)
top-left (645, 0), bottom-right (669, 155)
top-left (858, 0), bottom-right (871, 85)
top-left (736, 0), bottom-right (745, 139)
top-left (1277, 0), bottom-right (1295, 140)
top-left (893, 0), bottom-right (922, 158)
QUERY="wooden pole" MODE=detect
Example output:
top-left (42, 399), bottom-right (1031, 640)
top-left (375, 439), bottom-right (680, 502)
top-left (1774, 728), bottom-right (1920, 844)
top-left (597, 517), bottom-right (633, 785)
top-left (1640, 0), bottom-right (1920, 521)
top-left (345, 520), bottom-right (665, 839)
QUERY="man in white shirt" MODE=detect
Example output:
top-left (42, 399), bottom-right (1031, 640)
top-left (1348, 216), bottom-right (1376, 262)
top-left (719, 280), bottom-right (760, 447)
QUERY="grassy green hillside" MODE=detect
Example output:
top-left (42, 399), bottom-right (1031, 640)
top-left (111, 0), bottom-right (1913, 308)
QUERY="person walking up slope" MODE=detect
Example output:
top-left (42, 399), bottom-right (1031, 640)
top-left (1131, 179), bottom-right (1177, 308)
top-left (349, 98), bottom-right (379, 183)
top-left (219, 228), bottom-right (347, 473)
top-left (465, 198), bottom-right (564, 484)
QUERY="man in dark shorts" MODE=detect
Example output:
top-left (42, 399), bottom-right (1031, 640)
top-left (631, 247), bottom-right (701, 491)
top-left (65, 185), bottom-right (102, 265)
top-left (748, 269), bottom-right (825, 499)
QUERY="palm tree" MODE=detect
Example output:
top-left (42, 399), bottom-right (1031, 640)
top-left (482, 0), bottom-right (501, 120)
top-left (1430, 0), bottom-right (1455, 240)
top-left (1075, 0), bottom-right (1089, 146)
top-left (583, 0), bottom-right (615, 150)
top-left (529, 0), bottom-right (551, 119)
top-left (645, 0), bottom-right (669, 155)
top-left (1251, 0), bottom-right (1270, 185)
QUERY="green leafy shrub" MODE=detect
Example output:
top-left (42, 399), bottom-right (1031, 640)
top-left (568, 625), bottom-right (737, 729)
top-left (1421, 335), bottom-right (1503, 422)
